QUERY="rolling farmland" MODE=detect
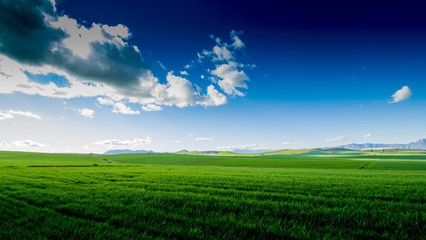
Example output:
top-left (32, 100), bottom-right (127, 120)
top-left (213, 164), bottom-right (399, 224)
top-left (0, 150), bottom-right (425, 239)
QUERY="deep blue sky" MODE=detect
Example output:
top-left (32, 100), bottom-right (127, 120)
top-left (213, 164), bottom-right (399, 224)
top-left (56, 0), bottom-right (426, 100)
top-left (0, 0), bottom-right (425, 152)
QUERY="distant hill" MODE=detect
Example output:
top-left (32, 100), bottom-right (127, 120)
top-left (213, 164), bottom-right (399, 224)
top-left (230, 149), bottom-right (275, 154)
top-left (336, 139), bottom-right (426, 150)
top-left (103, 149), bottom-right (155, 155)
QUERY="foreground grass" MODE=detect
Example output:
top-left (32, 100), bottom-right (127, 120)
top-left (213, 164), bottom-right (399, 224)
top-left (1, 165), bottom-right (424, 239)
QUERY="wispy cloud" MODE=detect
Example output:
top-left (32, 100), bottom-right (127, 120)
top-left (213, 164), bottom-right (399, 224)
top-left (95, 137), bottom-right (153, 147)
top-left (13, 140), bottom-right (46, 148)
top-left (281, 141), bottom-right (296, 145)
top-left (0, 110), bottom-right (41, 120)
top-left (195, 137), bottom-right (213, 142)
top-left (325, 136), bottom-right (347, 143)
top-left (389, 86), bottom-right (413, 103)
top-left (363, 133), bottom-right (372, 139)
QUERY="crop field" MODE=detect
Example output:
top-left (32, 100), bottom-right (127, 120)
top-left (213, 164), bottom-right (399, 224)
top-left (0, 150), bottom-right (425, 239)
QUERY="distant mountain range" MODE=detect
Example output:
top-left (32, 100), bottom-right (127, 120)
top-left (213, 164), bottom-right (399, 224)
top-left (336, 138), bottom-right (426, 150)
top-left (103, 149), bottom-right (155, 155)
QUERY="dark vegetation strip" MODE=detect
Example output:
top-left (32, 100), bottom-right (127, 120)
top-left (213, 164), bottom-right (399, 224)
top-left (96, 155), bottom-right (111, 163)
top-left (358, 162), bottom-right (370, 170)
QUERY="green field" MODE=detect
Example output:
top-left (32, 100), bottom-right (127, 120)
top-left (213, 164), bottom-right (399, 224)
top-left (0, 150), bottom-right (425, 239)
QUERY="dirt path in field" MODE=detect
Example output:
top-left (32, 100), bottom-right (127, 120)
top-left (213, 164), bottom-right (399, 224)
top-left (96, 155), bottom-right (111, 164)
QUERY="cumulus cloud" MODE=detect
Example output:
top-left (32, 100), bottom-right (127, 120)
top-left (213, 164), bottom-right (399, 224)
top-left (218, 144), bottom-right (267, 151)
top-left (180, 71), bottom-right (188, 75)
top-left (0, 110), bottom-right (41, 120)
top-left (13, 140), bottom-right (46, 147)
top-left (195, 137), bottom-right (213, 142)
top-left (211, 62), bottom-right (249, 96)
top-left (325, 136), bottom-right (348, 143)
top-left (97, 97), bottom-right (140, 115)
top-left (389, 86), bottom-right (413, 103)
top-left (185, 30), bottom-right (251, 97)
top-left (0, 0), bottom-right (252, 113)
top-left (141, 104), bottom-right (163, 112)
top-left (77, 108), bottom-right (95, 118)
top-left (363, 133), bottom-right (372, 139)
top-left (95, 137), bottom-right (153, 147)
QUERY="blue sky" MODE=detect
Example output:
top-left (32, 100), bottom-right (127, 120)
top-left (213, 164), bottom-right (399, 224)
top-left (0, 0), bottom-right (425, 153)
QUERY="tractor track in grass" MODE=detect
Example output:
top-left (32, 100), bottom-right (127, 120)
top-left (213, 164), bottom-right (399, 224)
top-left (96, 155), bottom-right (111, 164)
top-left (358, 162), bottom-right (370, 170)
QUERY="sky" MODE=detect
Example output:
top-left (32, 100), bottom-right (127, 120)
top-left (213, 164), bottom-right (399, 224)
top-left (0, 0), bottom-right (425, 153)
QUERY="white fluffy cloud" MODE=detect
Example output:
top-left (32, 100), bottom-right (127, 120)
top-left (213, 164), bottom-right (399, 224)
top-left (77, 108), bottom-right (95, 118)
top-left (211, 62), bottom-right (249, 96)
top-left (141, 104), bottom-right (163, 112)
top-left (97, 97), bottom-right (140, 115)
top-left (0, 110), bottom-right (42, 120)
top-left (363, 133), bottom-right (372, 139)
top-left (195, 137), bottom-right (213, 142)
top-left (325, 136), bottom-right (348, 143)
top-left (389, 86), bottom-right (413, 103)
top-left (0, 1), bottom-right (252, 114)
top-left (13, 140), bottom-right (46, 148)
top-left (180, 71), bottom-right (188, 75)
top-left (95, 137), bottom-right (153, 147)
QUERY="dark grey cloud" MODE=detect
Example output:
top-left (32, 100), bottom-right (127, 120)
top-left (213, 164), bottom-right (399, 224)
top-left (0, 0), bottom-right (149, 89)
top-left (0, 0), bottom-right (65, 64)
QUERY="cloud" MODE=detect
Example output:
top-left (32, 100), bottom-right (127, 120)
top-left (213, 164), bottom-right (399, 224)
top-left (77, 108), bottom-right (95, 118)
top-left (281, 142), bottom-right (296, 145)
top-left (97, 97), bottom-right (140, 115)
top-left (13, 140), bottom-right (46, 147)
top-left (230, 30), bottom-right (245, 49)
top-left (0, 0), bottom-right (252, 112)
top-left (218, 144), bottom-right (267, 151)
top-left (0, 141), bottom-right (11, 147)
top-left (389, 86), bottom-right (413, 103)
top-left (363, 133), bottom-right (372, 139)
top-left (180, 71), bottom-right (188, 75)
top-left (157, 61), bottom-right (167, 70)
top-left (211, 62), bottom-right (249, 96)
top-left (325, 136), bottom-right (348, 143)
top-left (212, 46), bottom-right (233, 61)
top-left (141, 104), bottom-right (163, 112)
top-left (95, 137), bottom-right (153, 147)
top-left (0, 110), bottom-right (41, 120)
top-left (172, 140), bottom-right (182, 143)
top-left (183, 30), bottom-right (251, 97)
top-left (195, 137), bottom-right (213, 142)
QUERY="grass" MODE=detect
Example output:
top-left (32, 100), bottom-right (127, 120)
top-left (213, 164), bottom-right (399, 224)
top-left (0, 151), bottom-right (105, 167)
top-left (0, 165), bottom-right (424, 239)
top-left (0, 150), bottom-right (425, 239)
